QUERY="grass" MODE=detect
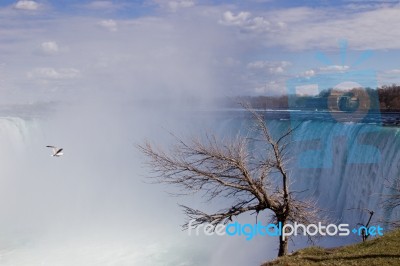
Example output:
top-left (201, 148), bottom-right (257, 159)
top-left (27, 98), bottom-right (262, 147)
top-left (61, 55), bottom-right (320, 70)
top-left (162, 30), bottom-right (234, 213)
top-left (262, 228), bottom-right (400, 266)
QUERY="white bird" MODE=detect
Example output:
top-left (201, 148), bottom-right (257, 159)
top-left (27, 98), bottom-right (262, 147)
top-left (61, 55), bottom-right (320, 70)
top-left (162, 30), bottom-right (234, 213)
top-left (46, 146), bottom-right (64, 157)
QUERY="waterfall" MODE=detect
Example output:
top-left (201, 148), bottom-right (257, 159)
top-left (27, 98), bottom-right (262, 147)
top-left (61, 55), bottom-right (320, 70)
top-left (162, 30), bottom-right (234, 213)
top-left (212, 111), bottom-right (400, 229)
top-left (0, 111), bottom-right (399, 265)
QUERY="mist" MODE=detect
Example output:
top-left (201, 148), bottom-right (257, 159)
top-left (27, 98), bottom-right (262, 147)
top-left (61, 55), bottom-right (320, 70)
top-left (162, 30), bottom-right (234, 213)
top-left (0, 3), bottom-right (278, 265)
top-left (0, 94), bottom-right (280, 265)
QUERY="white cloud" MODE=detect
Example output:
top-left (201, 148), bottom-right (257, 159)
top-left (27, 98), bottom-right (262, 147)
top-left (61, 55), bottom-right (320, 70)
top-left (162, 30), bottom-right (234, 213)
top-left (243, 60), bottom-right (292, 94)
top-left (168, 0), bottom-right (195, 11)
top-left (343, 0), bottom-right (399, 10)
top-left (1, 1), bottom-right (399, 100)
top-left (81, 0), bottom-right (132, 13)
top-left (220, 11), bottom-right (251, 26)
top-left (14, 0), bottom-right (39, 10)
top-left (220, 11), bottom-right (286, 33)
top-left (271, 66), bottom-right (284, 74)
top-left (27, 67), bottom-right (80, 80)
top-left (319, 65), bottom-right (350, 72)
top-left (301, 69), bottom-right (316, 78)
top-left (378, 68), bottom-right (400, 85)
top-left (249, 0), bottom-right (274, 2)
top-left (247, 60), bottom-right (291, 74)
top-left (268, 6), bottom-right (400, 50)
top-left (218, 6), bottom-right (400, 51)
top-left (298, 65), bottom-right (349, 79)
top-left (0, 8), bottom-right (234, 102)
top-left (98, 19), bottom-right (118, 31)
top-left (153, 0), bottom-right (195, 12)
top-left (86, 1), bottom-right (114, 9)
top-left (388, 69), bottom-right (400, 74)
top-left (41, 41), bottom-right (59, 55)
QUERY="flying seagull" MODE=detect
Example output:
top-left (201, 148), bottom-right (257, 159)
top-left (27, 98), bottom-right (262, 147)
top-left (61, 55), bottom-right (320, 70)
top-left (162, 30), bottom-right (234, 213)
top-left (46, 146), bottom-right (64, 157)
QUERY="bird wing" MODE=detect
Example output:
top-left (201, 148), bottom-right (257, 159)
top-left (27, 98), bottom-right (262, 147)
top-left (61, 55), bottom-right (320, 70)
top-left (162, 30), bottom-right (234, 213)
top-left (46, 145), bottom-right (58, 154)
top-left (55, 148), bottom-right (63, 155)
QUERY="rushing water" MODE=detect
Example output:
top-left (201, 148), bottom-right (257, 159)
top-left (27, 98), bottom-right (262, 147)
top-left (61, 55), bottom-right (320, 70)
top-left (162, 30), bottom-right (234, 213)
top-left (211, 111), bottom-right (400, 225)
top-left (0, 109), bottom-right (399, 265)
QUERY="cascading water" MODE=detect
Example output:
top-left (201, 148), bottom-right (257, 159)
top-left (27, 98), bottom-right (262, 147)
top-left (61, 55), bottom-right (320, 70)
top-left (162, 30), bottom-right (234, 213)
top-left (288, 120), bottom-right (400, 224)
top-left (1, 109), bottom-right (399, 265)
top-left (211, 110), bottom-right (400, 233)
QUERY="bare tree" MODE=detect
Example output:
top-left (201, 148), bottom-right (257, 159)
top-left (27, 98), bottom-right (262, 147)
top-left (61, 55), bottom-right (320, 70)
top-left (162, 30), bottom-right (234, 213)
top-left (138, 106), bottom-right (322, 257)
top-left (348, 208), bottom-right (375, 242)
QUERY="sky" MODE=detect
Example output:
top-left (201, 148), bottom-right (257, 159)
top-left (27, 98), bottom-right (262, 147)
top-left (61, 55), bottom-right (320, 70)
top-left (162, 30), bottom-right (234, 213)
top-left (0, 0), bottom-right (400, 103)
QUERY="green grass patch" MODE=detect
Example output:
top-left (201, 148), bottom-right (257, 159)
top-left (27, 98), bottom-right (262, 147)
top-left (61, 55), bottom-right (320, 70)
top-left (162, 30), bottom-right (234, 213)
top-left (262, 228), bottom-right (400, 266)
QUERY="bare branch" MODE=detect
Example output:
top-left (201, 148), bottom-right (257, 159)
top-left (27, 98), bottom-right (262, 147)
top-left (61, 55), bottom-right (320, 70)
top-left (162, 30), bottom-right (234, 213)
top-left (138, 104), bottom-right (325, 257)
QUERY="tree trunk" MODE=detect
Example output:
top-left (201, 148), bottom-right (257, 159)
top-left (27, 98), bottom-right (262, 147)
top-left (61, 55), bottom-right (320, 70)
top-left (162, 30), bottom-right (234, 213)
top-left (277, 219), bottom-right (288, 257)
top-left (278, 234), bottom-right (288, 257)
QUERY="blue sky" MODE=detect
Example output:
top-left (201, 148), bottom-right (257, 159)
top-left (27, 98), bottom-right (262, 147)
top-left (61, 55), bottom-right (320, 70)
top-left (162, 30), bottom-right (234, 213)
top-left (0, 0), bottom-right (400, 104)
